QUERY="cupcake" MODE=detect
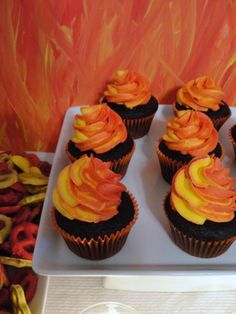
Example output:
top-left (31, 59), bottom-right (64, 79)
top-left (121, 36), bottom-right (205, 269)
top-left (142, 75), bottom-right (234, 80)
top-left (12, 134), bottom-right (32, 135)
top-left (164, 155), bottom-right (236, 258)
top-left (102, 69), bottom-right (158, 139)
top-left (51, 155), bottom-right (138, 260)
top-left (175, 76), bottom-right (231, 130)
top-left (66, 104), bottom-right (135, 178)
top-left (229, 124), bottom-right (236, 160)
top-left (155, 110), bottom-right (223, 184)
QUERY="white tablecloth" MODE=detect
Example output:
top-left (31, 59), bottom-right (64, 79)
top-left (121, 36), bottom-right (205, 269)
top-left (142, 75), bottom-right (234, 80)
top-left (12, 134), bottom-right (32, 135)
top-left (44, 277), bottom-right (236, 314)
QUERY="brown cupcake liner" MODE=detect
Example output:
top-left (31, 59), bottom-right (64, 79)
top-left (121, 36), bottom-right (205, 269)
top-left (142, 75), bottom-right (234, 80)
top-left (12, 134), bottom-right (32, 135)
top-left (155, 143), bottom-right (185, 184)
top-left (229, 125), bottom-right (236, 160)
top-left (124, 112), bottom-right (156, 139)
top-left (211, 114), bottom-right (231, 131)
top-left (51, 191), bottom-right (139, 260)
top-left (168, 220), bottom-right (235, 258)
top-left (163, 193), bottom-right (236, 258)
top-left (66, 139), bottom-right (136, 178)
top-left (155, 141), bottom-right (224, 184)
top-left (110, 140), bottom-right (135, 177)
top-left (66, 148), bottom-right (79, 163)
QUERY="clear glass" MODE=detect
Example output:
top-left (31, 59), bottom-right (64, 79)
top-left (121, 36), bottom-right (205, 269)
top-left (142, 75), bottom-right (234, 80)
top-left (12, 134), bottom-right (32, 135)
top-left (80, 302), bottom-right (139, 314)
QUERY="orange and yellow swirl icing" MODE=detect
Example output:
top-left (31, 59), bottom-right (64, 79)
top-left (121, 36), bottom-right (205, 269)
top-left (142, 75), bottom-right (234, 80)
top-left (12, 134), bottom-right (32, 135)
top-left (104, 70), bottom-right (151, 109)
top-left (177, 76), bottom-right (224, 111)
top-left (162, 110), bottom-right (218, 156)
top-left (71, 104), bottom-right (127, 154)
top-left (53, 155), bottom-right (126, 223)
top-left (171, 155), bottom-right (236, 224)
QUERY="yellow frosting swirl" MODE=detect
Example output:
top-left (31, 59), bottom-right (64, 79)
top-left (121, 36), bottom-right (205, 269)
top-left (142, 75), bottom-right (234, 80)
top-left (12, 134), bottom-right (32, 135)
top-left (104, 69), bottom-right (151, 109)
top-left (162, 110), bottom-right (218, 156)
top-left (177, 76), bottom-right (224, 111)
top-left (53, 155), bottom-right (126, 223)
top-left (71, 104), bottom-right (127, 154)
top-left (171, 155), bottom-right (236, 224)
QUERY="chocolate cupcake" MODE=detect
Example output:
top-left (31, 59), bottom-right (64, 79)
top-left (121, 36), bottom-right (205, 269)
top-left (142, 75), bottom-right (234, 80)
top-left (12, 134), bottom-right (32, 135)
top-left (52, 155), bottom-right (138, 260)
top-left (175, 76), bottom-right (231, 130)
top-left (155, 110), bottom-right (223, 184)
top-left (164, 155), bottom-right (236, 258)
top-left (66, 104), bottom-right (135, 178)
top-left (102, 69), bottom-right (158, 139)
top-left (229, 124), bottom-right (236, 160)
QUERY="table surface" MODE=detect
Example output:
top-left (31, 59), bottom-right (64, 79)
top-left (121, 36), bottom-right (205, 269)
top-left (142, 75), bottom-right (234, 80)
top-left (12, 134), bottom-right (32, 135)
top-left (44, 277), bottom-right (236, 314)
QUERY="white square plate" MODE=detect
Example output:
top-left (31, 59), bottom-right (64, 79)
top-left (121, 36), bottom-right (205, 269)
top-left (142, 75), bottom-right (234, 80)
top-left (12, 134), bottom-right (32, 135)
top-left (33, 105), bottom-right (236, 276)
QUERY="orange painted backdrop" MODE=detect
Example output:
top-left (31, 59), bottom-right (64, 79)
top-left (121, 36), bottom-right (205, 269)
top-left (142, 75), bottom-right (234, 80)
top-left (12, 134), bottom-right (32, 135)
top-left (0, 0), bottom-right (236, 152)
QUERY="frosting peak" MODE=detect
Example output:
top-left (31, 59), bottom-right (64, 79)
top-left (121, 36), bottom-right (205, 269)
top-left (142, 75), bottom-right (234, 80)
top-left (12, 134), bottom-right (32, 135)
top-left (171, 155), bottom-right (236, 224)
top-left (162, 110), bottom-right (218, 156)
top-left (104, 69), bottom-right (151, 109)
top-left (177, 76), bottom-right (224, 111)
top-left (53, 155), bottom-right (126, 223)
top-left (71, 104), bottom-right (127, 153)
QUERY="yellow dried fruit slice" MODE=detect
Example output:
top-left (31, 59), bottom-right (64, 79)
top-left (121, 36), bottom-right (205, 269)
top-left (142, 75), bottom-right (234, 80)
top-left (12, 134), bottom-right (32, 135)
top-left (11, 284), bottom-right (31, 314)
top-left (24, 184), bottom-right (47, 194)
top-left (18, 173), bottom-right (48, 186)
top-left (0, 256), bottom-right (32, 268)
top-left (0, 214), bottom-right (12, 244)
top-left (0, 169), bottom-right (17, 189)
top-left (11, 155), bottom-right (30, 173)
top-left (18, 192), bottom-right (46, 206)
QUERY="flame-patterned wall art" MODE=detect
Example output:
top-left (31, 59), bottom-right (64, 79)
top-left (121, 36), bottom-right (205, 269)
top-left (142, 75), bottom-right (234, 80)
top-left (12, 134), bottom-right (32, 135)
top-left (0, 0), bottom-right (235, 151)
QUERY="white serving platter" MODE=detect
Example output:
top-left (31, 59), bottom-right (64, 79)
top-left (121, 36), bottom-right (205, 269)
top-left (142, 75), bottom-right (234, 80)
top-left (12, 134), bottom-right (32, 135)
top-left (33, 105), bottom-right (236, 276)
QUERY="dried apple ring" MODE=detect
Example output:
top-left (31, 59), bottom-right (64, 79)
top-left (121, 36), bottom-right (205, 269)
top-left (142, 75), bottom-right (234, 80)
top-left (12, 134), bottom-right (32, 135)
top-left (0, 286), bottom-right (10, 308)
top-left (11, 155), bottom-right (30, 173)
top-left (0, 214), bottom-right (12, 244)
top-left (12, 269), bottom-right (38, 303)
top-left (10, 284), bottom-right (31, 314)
top-left (0, 169), bottom-right (17, 189)
top-left (18, 192), bottom-right (46, 206)
top-left (12, 207), bottom-right (31, 226)
top-left (0, 205), bottom-right (21, 215)
top-left (0, 256), bottom-right (32, 268)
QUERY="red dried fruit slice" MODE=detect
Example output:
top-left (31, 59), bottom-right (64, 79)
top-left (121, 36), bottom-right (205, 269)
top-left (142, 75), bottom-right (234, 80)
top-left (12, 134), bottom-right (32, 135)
top-left (12, 268), bottom-right (38, 303)
top-left (0, 205), bottom-right (21, 215)
top-left (12, 207), bottom-right (31, 226)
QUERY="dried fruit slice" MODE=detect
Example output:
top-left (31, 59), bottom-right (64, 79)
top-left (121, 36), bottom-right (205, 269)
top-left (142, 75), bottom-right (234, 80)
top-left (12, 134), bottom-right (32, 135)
top-left (10, 284), bottom-right (31, 314)
top-left (0, 214), bottom-right (12, 244)
top-left (11, 155), bottom-right (30, 173)
top-left (0, 169), bottom-right (17, 189)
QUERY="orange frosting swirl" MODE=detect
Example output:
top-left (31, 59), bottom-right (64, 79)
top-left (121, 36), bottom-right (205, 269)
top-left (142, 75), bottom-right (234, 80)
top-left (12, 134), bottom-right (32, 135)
top-left (71, 104), bottom-right (127, 154)
top-left (171, 155), bottom-right (236, 224)
top-left (162, 110), bottom-right (218, 156)
top-left (53, 155), bottom-right (126, 223)
top-left (177, 76), bottom-right (224, 111)
top-left (104, 69), bottom-right (151, 109)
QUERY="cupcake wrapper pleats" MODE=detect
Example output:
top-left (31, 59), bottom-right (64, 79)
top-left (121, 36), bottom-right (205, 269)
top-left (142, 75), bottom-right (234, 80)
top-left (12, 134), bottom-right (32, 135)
top-left (124, 113), bottom-right (156, 139)
top-left (212, 116), bottom-right (230, 131)
top-left (155, 144), bottom-right (185, 184)
top-left (155, 141), bottom-right (224, 185)
top-left (168, 221), bottom-right (235, 258)
top-left (110, 141), bottom-right (135, 177)
top-left (51, 191), bottom-right (138, 260)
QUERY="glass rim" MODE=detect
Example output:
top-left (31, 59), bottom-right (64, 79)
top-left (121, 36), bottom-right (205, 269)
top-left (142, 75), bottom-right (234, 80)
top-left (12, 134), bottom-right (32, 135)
top-left (80, 301), bottom-right (139, 314)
